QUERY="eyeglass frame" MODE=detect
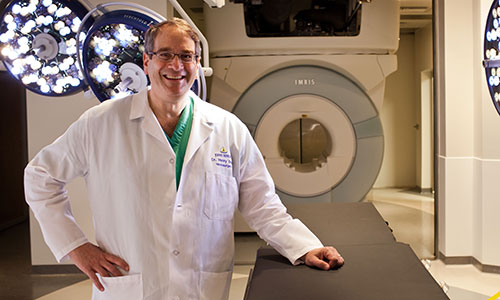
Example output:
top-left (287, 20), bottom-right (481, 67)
top-left (146, 50), bottom-right (199, 63)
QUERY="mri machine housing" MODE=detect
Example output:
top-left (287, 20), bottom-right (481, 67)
top-left (203, 0), bottom-right (400, 230)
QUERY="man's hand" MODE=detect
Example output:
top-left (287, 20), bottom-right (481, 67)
top-left (301, 246), bottom-right (344, 270)
top-left (68, 242), bottom-right (130, 291)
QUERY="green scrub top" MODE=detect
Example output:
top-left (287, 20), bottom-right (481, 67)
top-left (165, 97), bottom-right (193, 189)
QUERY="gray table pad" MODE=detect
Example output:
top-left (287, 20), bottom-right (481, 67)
top-left (245, 244), bottom-right (449, 300)
top-left (285, 202), bottom-right (396, 246)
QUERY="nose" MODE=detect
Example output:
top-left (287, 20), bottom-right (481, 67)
top-left (167, 55), bottom-right (184, 71)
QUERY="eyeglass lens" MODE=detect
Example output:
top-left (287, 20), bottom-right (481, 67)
top-left (154, 51), bottom-right (196, 63)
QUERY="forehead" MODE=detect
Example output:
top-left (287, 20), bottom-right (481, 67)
top-left (154, 26), bottom-right (196, 52)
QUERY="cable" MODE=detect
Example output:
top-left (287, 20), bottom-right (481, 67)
top-left (198, 63), bottom-right (207, 101)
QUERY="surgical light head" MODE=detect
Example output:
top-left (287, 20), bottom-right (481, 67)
top-left (0, 0), bottom-right (92, 96)
top-left (483, 0), bottom-right (500, 115)
top-left (81, 10), bottom-right (156, 101)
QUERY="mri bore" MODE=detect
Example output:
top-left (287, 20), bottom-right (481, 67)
top-left (279, 118), bottom-right (331, 173)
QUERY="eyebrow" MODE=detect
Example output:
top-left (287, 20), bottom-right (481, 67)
top-left (154, 47), bottom-right (195, 54)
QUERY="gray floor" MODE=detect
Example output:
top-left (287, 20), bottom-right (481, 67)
top-left (234, 233), bottom-right (267, 265)
top-left (4, 189), bottom-right (500, 300)
top-left (0, 220), bottom-right (87, 300)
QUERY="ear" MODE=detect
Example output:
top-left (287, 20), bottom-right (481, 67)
top-left (143, 52), bottom-right (150, 75)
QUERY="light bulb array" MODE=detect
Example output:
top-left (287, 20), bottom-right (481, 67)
top-left (85, 23), bottom-right (145, 100)
top-left (81, 9), bottom-right (157, 102)
top-left (484, 0), bottom-right (500, 115)
top-left (0, 0), bottom-right (89, 96)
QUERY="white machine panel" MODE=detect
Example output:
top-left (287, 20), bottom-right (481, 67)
top-left (204, 0), bottom-right (400, 56)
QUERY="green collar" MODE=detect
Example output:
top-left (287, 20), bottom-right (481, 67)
top-left (165, 97), bottom-right (194, 189)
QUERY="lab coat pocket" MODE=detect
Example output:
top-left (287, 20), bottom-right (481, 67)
top-left (92, 273), bottom-right (143, 300)
top-left (200, 271), bottom-right (231, 300)
top-left (204, 172), bottom-right (238, 220)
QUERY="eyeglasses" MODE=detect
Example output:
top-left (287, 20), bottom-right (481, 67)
top-left (147, 51), bottom-right (199, 63)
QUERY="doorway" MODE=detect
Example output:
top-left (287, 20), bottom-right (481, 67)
top-left (0, 71), bottom-right (28, 230)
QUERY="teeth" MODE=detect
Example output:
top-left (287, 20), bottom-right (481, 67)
top-left (164, 75), bottom-right (183, 80)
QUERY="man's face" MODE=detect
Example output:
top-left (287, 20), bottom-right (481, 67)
top-left (143, 26), bottom-right (199, 101)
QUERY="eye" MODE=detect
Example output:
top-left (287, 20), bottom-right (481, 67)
top-left (158, 52), bottom-right (174, 60)
top-left (180, 53), bottom-right (193, 62)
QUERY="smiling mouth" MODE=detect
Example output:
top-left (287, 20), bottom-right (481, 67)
top-left (163, 75), bottom-right (185, 80)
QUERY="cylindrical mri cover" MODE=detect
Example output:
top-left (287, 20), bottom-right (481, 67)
top-left (232, 65), bottom-right (384, 204)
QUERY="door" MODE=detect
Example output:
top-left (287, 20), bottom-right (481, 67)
top-left (416, 69), bottom-right (434, 193)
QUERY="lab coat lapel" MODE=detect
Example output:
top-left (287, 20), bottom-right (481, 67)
top-left (130, 89), bottom-right (170, 149)
top-left (143, 113), bottom-right (170, 147)
top-left (183, 99), bottom-right (214, 166)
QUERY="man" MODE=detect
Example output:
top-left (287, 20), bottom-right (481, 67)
top-left (24, 18), bottom-right (344, 300)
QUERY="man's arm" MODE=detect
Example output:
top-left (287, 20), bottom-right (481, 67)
top-left (236, 123), bottom-right (345, 268)
top-left (24, 115), bottom-right (91, 262)
top-left (24, 112), bottom-right (129, 291)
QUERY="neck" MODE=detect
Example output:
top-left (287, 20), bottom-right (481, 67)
top-left (148, 90), bottom-right (189, 137)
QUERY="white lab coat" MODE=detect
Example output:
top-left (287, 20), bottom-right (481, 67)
top-left (24, 89), bottom-right (323, 300)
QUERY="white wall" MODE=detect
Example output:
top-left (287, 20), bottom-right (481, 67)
top-left (28, 0), bottom-right (168, 266)
top-left (415, 24), bottom-right (434, 74)
top-left (374, 24), bottom-right (434, 190)
top-left (438, 0), bottom-right (500, 267)
top-left (438, 0), bottom-right (476, 258)
top-left (374, 33), bottom-right (417, 188)
top-left (28, 94), bottom-right (98, 265)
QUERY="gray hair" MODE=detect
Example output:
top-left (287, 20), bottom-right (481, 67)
top-left (144, 17), bottom-right (201, 56)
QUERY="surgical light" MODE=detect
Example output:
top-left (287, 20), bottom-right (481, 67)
top-left (483, 0), bottom-right (500, 115)
top-left (1, 0), bottom-right (212, 101)
top-left (80, 8), bottom-right (162, 101)
top-left (77, 1), bottom-right (213, 102)
top-left (0, 0), bottom-right (93, 96)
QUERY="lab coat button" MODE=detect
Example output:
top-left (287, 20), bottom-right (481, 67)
top-left (173, 250), bottom-right (180, 256)
top-left (169, 158), bottom-right (174, 164)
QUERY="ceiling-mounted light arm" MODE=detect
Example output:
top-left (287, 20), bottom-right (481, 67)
top-left (168, 0), bottom-right (213, 77)
top-left (483, 58), bottom-right (500, 68)
top-left (79, 0), bottom-right (108, 15)
top-left (76, 2), bottom-right (167, 87)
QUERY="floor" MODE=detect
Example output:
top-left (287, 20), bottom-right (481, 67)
top-left (365, 188), bottom-right (435, 259)
top-left (1, 188), bottom-right (499, 300)
top-left (0, 219), bottom-right (87, 300)
top-left (367, 188), bottom-right (500, 299)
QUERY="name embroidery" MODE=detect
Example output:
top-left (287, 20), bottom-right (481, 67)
top-left (211, 147), bottom-right (232, 169)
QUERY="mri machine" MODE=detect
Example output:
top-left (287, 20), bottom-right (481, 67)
top-left (204, 0), bottom-right (399, 209)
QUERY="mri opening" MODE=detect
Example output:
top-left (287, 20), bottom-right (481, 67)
top-left (279, 118), bottom-right (331, 173)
